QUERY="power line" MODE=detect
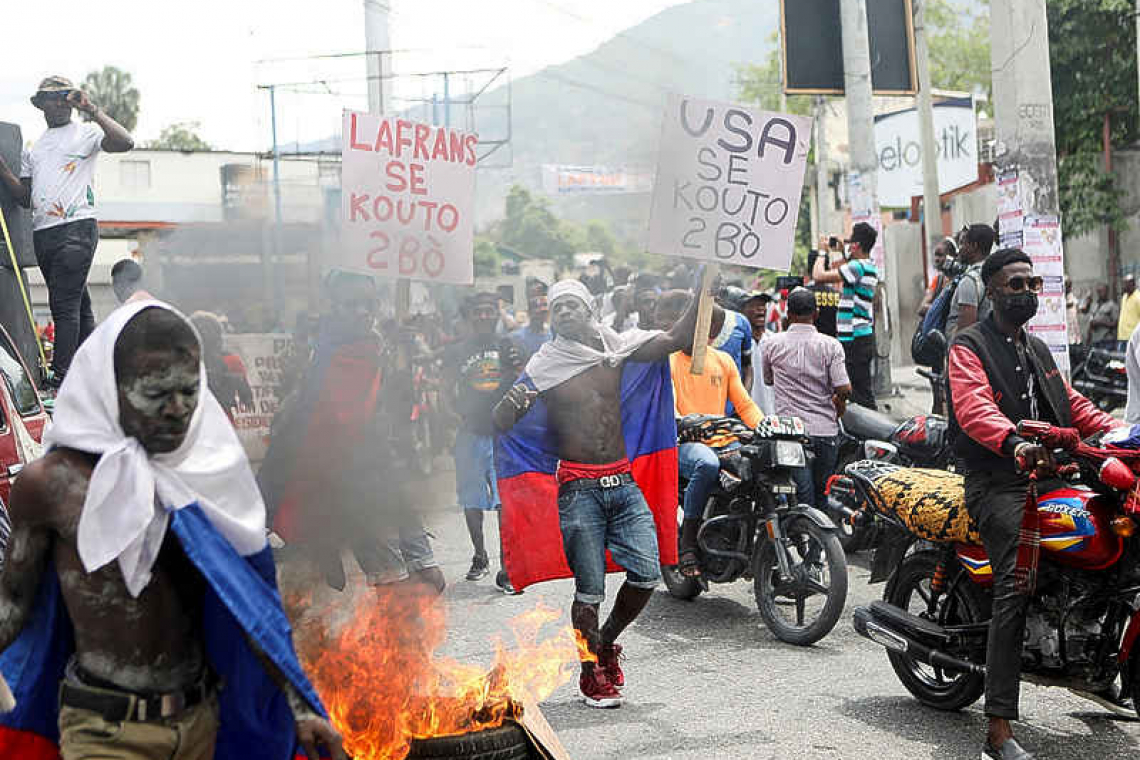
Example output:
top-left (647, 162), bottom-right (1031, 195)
top-left (533, 70), bottom-right (657, 111)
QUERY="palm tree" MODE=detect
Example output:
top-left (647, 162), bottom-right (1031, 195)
top-left (81, 66), bottom-right (140, 132)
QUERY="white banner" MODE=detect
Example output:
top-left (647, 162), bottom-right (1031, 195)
top-left (874, 98), bottom-right (978, 208)
top-left (648, 94), bottom-right (811, 271)
top-left (541, 164), bottom-right (653, 195)
top-left (223, 333), bottom-right (293, 463)
top-left (339, 110), bottom-right (477, 284)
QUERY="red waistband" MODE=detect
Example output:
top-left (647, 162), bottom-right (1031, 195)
top-left (557, 458), bottom-right (632, 484)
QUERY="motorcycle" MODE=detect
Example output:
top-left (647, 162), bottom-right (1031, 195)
top-left (846, 420), bottom-right (1140, 715)
top-left (828, 369), bottom-right (954, 551)
top-left (662, 415), bottom-right (849, 646)
top-left (1071, 343), bottom-right (1128, 413)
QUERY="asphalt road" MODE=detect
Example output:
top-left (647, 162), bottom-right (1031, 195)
top-left (283, 377), bottom-right (1139, 760)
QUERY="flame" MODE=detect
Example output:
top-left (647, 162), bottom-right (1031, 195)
top-left (294, 580), bottom-right (584, 760)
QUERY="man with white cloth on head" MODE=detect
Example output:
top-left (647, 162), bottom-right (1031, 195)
top-left (0, 301), bottom-right (345, 760)
top-left (493, 277), bottom-right (700, 709)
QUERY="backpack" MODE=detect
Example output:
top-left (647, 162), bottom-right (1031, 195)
top-left (910, 274), bottom-right (962, 366)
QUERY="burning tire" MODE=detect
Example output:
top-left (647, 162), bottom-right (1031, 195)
top-left (405, 722), bottom-right (535, 760)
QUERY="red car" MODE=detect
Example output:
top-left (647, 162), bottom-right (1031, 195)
top-left (0, 324), bottom-right (47, 508)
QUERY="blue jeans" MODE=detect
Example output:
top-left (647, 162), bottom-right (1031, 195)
top-left (557, 482), bottom-right (661, 604)
top-left (678, 442), bottom-right (730, 519)
top-left (791, 434), bottom-right (840, 508)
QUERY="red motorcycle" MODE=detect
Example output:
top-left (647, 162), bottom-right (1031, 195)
top-left (846, 420), bottom-right (1140, 714)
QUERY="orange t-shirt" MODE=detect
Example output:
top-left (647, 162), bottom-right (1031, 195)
top-left (670, 348), bottom-right (763, 446)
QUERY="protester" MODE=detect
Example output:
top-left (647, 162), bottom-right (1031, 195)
top-left (110, 258), bottom-right (151, 304)
top-left (1126, 320), bottom-right (1140, 425)
top-left (509, 283), bottom-right (552, 363)
top-left (442, 292), bottom-right (522, 593)
top-left (189, 311), bottom-right (253, 417)
top-left (632, 273), bottom-right (662, 330)
top-left (656, 293), bottom-right (763, 577)
top-left (918, 238), bottom-right (957, 317)
top-left (603, 284), bottom-right (638, 332)
top-left (0, 302), bottom-right (346, 759)
top-left (1118, 274), bottom-right (1140, 347)
top-left (806, 249), bottom-right (839, 337)
top-left (945, 224), bottom-right (996, 341)
top-left (812, 222), bottom-right (879, 409)
top-left (1086, 283), bottom-right (1119, 346)
top-left (761, 288), bottom-right (852, 509)
top-left (948, 249), bottom-right (1122, 760)
top-left (740, 291), bottom-right (775, 415)
top-left (0, 76), bottom-right (134, 392)
top-left (261, 273), bottom-right (444, 595)
top-left (493, 278), bottom-right (698, 708)
top-left (710, 303), bottom-right (753, 412)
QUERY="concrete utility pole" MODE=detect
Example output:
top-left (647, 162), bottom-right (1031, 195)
top-left (913, 0), bottom-right (942, 259)
top-left (364, 0), bottom-right (392, 114)
top-left (814, 96), bottom-right (829, 241)
top-left (991, 0), bottom-right (1060, 219)
top-left (839, 0), bottom-right (892, 395)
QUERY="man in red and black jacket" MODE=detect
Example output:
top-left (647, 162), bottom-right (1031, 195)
top-left (949, 248), bottom-right (1122, 760)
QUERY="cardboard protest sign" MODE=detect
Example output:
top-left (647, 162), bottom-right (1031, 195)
top-left (339, 110), bottom-right (477, 284)
top-left (649, 94), bottom-right (812, 271)
top-left (224, 333), bottom-right (292, 463)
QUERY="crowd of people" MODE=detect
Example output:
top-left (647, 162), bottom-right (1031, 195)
top-left (1, 74), bottom-right (1135, 760)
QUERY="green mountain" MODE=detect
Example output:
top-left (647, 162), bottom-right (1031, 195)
top-left (475, 0), bottom-right (779, 236)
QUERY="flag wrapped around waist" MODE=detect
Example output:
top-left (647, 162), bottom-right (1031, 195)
top-left (495, 361), bottom-right (679, 591)
top-left (0, 505), bottom-right (327, 760)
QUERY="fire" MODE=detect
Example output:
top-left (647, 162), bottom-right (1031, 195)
top-left (293, 580), bottom-right (586, 760)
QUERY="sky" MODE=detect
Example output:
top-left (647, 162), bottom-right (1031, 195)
top-left (2, 0), bottom-right (691, 152)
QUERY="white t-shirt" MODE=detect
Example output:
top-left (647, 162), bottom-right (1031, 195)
top-left (750, 333), bottom-right (776, 416)
top-left (20, 121), bottom-right (104, 232)
top-left (1125, 323), bottom-right (1140, 424)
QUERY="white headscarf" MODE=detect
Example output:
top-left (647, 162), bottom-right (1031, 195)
top-left (526, 279), bottom-right (662, 392)
top-left (44, 300), bottom-right (266, 597)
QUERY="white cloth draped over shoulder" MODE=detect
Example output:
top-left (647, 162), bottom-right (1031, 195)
top-left (43, 300), bottom-right (267, 598)
top-left (524, 279), bottom-right (662, 392)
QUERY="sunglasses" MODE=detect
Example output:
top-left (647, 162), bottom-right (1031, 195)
top-left (1003, 275), bottom-right (1043, 293)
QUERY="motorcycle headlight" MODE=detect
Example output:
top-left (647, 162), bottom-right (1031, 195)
top-left (774, 440), bottom-right (806, 468)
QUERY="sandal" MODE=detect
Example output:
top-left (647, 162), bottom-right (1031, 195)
top-left (678, 550), bottom-right (702, 578)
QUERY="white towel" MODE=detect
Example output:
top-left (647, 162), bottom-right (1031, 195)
top-left (525, 279), bottom-right (661, 392)
top-left (43, 300), bottom-right (266, 598)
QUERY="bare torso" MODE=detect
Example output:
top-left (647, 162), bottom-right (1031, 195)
top-left (544, 363), bottom-right (627, 464)
top-left (34, 448), bottom-right (205, 692)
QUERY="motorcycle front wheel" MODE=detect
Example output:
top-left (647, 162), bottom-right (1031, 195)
top-left (753, 515), bottom-right (847, 646)
top-left (885, 550), bottom-right (986, 711)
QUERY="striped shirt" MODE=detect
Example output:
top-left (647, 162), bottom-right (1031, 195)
top-left (837, 258), bottom-right (877, 342)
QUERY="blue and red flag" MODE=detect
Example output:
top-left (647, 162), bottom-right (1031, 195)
top-left (0, 505), bottom-right (328, 760)
top-left (495, 360), bottom-right (679, 591)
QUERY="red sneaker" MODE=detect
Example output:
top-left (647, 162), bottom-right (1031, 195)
top-left (597, 643), bottom-right (625, 688)
top-left (579, 667), bottom-right (623, 708)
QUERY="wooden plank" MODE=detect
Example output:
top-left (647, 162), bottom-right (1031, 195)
top-left (689, 264), bottom-right (719, 376)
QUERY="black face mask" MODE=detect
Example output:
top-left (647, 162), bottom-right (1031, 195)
top-left (996, 291), bottom-right (1039, 326)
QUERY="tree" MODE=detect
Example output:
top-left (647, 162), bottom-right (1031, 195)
top-left (1048, 0), bottom-right (1138, 239)
top-left (81, 66), bottom-right (140, 132)
top-left (147, 122), bottom-right (212, 152)
top-left (473, 239), bottom-right (500, 277)
top-left (924, 0), bottom-right (990, 99)
top-left (497, 185), bottom-right (577, 270)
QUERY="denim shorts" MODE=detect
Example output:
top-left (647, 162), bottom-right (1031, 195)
top-left (557, 482), bottom-right (661, 604)
top-left (454, 428), bottom-right (501, 511)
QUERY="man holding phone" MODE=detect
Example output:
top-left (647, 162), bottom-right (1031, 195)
top-left (0, 76), bottom-right (134, 392)
top-left (812, 223), bottom-right (879, 409)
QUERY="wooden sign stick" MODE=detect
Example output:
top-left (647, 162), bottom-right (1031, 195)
top-left (689, 263), bottom-right (719, 376)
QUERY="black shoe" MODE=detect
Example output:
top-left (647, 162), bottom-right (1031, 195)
top-left (983, 738), bottom-right (1036, 760)
top-left (495, 569), bottom-right (521, 595)
top-left (465, 554), bottom-right (489, 581)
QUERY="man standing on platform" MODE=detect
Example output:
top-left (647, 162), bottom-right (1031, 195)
top-left (0, 76), bottom-right (135, 392)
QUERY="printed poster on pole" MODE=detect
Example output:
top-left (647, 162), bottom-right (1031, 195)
top-left (648, 94), bottom-right (812, 272)
top-left (223, 333), bottom-right (293, 463)
top-left (338, 109), bottom-right (477, 285)
top-left (1022, 214), bottom-right (1069, 373)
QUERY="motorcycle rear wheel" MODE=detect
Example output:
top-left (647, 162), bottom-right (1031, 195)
top-left (885, 550), bottom-right (986, 711)
top-left (754, 515), bottom-right (847, 646)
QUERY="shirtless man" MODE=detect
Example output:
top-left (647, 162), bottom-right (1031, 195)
top-left (0, 306), bottom-right (344, 759)
top-left (493, 277), bottom-right (698, 707)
